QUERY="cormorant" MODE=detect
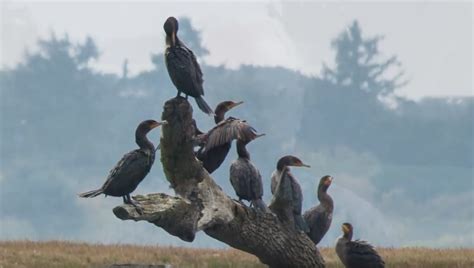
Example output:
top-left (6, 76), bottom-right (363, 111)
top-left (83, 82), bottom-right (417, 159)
top-left (270, 156), bottom-right (310, 195)
top-left (336, 223), bottom-right (385, 268)
top-left (79, 120), bottom-right (166, 211)
top-left (196, 101), bottom-right (243, 173)
top-left (269, 155), bottom-right (310, 232)
top-left (196, 116), bottom-right (263, 158)
top-left (163, 16), bottom-right (214, 115)
top-left (229, 139), bottom-right (267, 212)
top-left (303, 175), bottom-right (334, 245)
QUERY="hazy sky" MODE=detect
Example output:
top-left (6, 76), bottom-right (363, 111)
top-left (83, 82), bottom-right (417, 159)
top-left (1, 1), bottom-right (473, 249)
top-left (1, 1), bottom-right (472, 100)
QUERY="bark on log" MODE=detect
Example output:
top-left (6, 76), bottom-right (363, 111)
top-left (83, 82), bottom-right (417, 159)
top-left (113, 97), bottom-right (325, 268)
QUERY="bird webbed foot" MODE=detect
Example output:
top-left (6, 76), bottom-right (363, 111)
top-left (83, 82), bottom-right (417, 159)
top-left (232, 198), bottom-right (247, 207)
top-left (123, 195), bottom-right (144, 214)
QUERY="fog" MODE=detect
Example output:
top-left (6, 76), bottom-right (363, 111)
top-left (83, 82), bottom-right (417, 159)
top-left (0, 5), bottom-right (472, 248)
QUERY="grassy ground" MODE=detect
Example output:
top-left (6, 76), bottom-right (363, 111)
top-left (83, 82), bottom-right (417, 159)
top-left (0, 240), bottom-right (473, 268)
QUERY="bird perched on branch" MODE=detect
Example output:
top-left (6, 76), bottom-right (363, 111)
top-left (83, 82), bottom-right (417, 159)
top-left (196, 101), bottom-right (244, 173)
top-left (195, 116), bottom-right (264, 163)
top-left (79, 120), bottom-right (166, 212)
top-left (229, 138), bottom-right (268, 212)
top-left (303, 175), bottom-right (334, 245)
top-left (336, 223), bottom-right (385, 268)
top-left (269, 155), bottom-right (311, 232)
top-left (163, 16), bottom-right (214, 115)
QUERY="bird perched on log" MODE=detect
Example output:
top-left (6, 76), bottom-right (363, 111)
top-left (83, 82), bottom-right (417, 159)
top-left (229, 138), bottom-right (268, 212)
top-left (336, 223), bottom-right (385, 268)
top-left (195, 116), bottom-right (264, 166)
top-left (269, 155), bottom-right (311, 232)
top-left (163, 16), bottom-right (214, 115)
top-left (303, 175), bottom-right (334, 245)
top-left (79, 120), bottom-right (166, 212)
top-left (195, 101), bottom-right (244, 173)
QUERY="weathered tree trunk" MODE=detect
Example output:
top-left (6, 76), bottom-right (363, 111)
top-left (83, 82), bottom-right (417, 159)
top-left (113, 98), bottom-right (325, 268)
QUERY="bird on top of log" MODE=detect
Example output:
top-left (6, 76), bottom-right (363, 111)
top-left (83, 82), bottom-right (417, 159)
top-left (163, 16), bottom-right (214, 116)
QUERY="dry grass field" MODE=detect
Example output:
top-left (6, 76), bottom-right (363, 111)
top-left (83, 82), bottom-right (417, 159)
top-left (0, 240), bottom-right (473, 268)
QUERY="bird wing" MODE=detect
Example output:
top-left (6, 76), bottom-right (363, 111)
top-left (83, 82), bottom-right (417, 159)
top-left (249, 163), bottom-right (264, 199)
top-left (102, 149), bottom-right (154, 190)
top-left (290, 176), bottom-right (303, 215)
top-left (229, 162), bottom-right (242, 196)
top-left (346, 240), bottom-right (385, 267)
top-left (303, 205), bottom-right (330, 244)
top-left (229, 159), bottom-right (252, 199)
top-left (165, 45), bottom-right (204, 96)
top-left (201, 117), bottom-right (261, 152)
top-left (187, 47), bottom-right (204, 94)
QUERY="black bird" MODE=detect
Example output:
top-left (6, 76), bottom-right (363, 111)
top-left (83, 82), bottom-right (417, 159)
top-left (163, 16), bottom-right (214, 115)
top-left (79, 120), bottom-right (165, 211)
top-left (196, 116), bottom-right (263, 166)
top-left (303, 175), bottom-right (334, 245)
top-left (229, 139), bottom-right (268, 212)
top-left (336, 223), bottom-right (385, 268)
top-left (269, 155), bottom-right (310, 232)
top-left (196, 101), bottom-right (243, 173)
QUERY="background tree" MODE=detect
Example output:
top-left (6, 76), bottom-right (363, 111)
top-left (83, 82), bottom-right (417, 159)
top-left (322, 20), bottom-right (407, 96)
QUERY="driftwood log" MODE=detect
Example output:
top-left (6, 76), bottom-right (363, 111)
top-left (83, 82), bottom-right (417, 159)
top-left (113, 98), bottom-right (325, 268)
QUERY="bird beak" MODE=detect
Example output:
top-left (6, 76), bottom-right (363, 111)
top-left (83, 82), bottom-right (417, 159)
top-left (171, 32), bottom-right (176, 46)
top-left (325, 177), bottom-right (333, 185)
top-left (300, 163), bottom-right (311, 168)
top-left (230, 101), bottom-right (244, 109)
top-left (256, 133), bottom-right (265, 139)
top-left (151, 120), bottom-right (167, 129)
top-left (342, 225), bottom-right (350, 234)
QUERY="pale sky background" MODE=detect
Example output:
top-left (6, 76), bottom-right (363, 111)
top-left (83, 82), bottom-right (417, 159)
top-left (0, 1), bottom-right (473, 249)
top-left (1, 1), bottom-right (472, 100)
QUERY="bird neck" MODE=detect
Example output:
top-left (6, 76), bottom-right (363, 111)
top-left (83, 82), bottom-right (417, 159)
top-left (136, 132), bottom-right (154, 152)
top-left (236, 140), bottom-right (250, 160)
top-left (318, 185), bottom-right (333, 210)
top-left (166, 35), bottom-right (180, 47)
top-left (214, 110), bottom-right (226, 124)
top-left (277, 159), bottom-right (288, 172)
top-left (343, 231), bottom-right (353, 241)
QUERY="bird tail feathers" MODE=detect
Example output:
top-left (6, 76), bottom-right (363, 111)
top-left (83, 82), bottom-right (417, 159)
top-left (195, 96), bottom-right (214, 116)
top-left (78, 189), bottom-right (103, 198)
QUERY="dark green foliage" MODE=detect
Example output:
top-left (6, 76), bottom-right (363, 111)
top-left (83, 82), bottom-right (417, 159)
top-left (300, 21), bottom-right (472, 168)
top-left (322, 21), bottom-right (407, 95)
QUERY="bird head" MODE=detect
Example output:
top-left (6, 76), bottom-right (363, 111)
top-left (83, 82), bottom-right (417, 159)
top-left (320, 175), bottom-right (333, 187)
top-left (342, 222), bottom-right (353, 238)
top-left (164, 17), bottom-right (179, 46)
top-left (277, 155), bottom-right (310, 171)
top-left (215, 101), bottom-right (244, 114)
top-left (137, 120), bottom-right (167, 134)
